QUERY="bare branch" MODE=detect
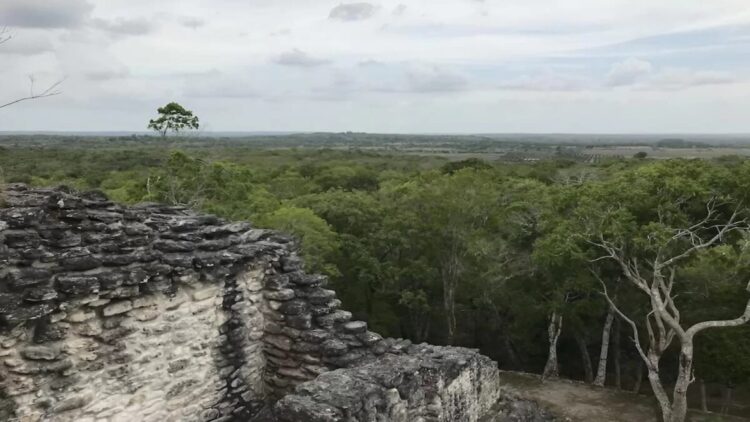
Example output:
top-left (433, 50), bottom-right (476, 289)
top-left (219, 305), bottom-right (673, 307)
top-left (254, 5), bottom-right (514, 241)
top-left (593, 271), bottom-right (649, 364)
top-left (0, 78), bottom-right (64, 110)
top-left (686, 280), bottom-right (750, 338)
top-left (0, 27), bottom-right (11, 44)
top-left (0, 32), bottom-right (64, 110)
top-left (588, 237), bottom-right (651, 294)
top-left (660, 206), bottom-right (747, 269)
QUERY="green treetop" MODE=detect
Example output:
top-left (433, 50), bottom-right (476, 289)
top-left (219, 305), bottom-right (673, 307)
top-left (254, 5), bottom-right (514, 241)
top-left (148, 102), bottom-right (199, 138)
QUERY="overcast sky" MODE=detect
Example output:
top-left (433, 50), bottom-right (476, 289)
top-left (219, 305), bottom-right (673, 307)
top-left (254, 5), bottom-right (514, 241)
top-left (1, 0), bottom-right (749, 133)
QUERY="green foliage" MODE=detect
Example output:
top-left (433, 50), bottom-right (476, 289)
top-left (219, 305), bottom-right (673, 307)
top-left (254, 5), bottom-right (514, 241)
top-left (260, 206), bottom-right (341, 276)
top-left (2, 138), bottom-right (749, 393)
top-left (312, 165), bottom-right (379, 192)
top-left (441, 158), bottom-right (492, 174)
top-left (148, 102), bottom-right (199, 138)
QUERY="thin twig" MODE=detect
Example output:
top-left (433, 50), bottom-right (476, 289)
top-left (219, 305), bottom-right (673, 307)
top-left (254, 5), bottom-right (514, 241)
top-left (0, 79), bottom-right (64, 110)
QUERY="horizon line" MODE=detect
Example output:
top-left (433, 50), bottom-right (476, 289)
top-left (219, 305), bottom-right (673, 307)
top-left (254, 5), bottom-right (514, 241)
top-left (1, 131), bottom-right (750, 137)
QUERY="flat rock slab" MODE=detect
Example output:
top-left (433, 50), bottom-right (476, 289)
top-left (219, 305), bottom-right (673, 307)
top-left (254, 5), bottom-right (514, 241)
top-left (273, 344), bottom-right (501, 422)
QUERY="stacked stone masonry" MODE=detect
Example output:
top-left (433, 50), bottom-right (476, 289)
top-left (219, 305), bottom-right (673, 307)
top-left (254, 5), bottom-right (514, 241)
top-left (0, 184), bottom-right (502, 422)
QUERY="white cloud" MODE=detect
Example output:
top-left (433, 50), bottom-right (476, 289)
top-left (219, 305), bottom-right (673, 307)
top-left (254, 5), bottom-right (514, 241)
top-left (329, 3), bottom-right (378, 22)
top-left (499, 74), bottom-right (588, 92)
top-left (0, 0), bottom-right (93, 29)
top-left (184, 71), bottom-right (260, 98)
top-left (85, 67), bottom-right (130, 81)
top-left (606, 58), bottom-right (653, 86)
top-left (0, 33), bottom-right (53, 56)
top-left (606, 57), bottom-right (736, 90)
top-left (273, 49), bottom-right (330, 67)
top-left (92, 17), bottom-right (156, 36)
top-left (180, 17), bottom-right (205, 30)
top-left (0, 0), bottom-right (749, 132)
top-left (647, 69), bottom-right (735, 90)
top-left (405, 65), bottom-right (468, 92)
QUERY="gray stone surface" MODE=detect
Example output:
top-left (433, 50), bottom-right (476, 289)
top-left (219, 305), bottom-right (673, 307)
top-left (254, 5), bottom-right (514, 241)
top-left (274, 344), bottom-right (501, 422)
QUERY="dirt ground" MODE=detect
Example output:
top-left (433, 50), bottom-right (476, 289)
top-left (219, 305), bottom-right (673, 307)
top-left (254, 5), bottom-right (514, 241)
top-left (497, 371), bottom-right (748, 422)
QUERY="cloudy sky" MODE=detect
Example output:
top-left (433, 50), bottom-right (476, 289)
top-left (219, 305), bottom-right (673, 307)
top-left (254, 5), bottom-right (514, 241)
top-left (1, 0), bottom-right (749, 133)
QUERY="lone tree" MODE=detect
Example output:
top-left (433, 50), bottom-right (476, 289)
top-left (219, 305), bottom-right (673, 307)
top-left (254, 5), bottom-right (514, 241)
top-left (148, 102), bottom-right (199, 138)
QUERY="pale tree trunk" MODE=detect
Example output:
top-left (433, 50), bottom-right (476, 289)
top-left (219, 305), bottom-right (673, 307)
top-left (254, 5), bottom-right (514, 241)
top-left (594, 305), bottom-right (616, 386)
top-left (669, 342), bottom-right (695, 422)
top-left (575, 332), bottom-right (594, 383)
top-left (698, 379), bottom-right (708, 412)
top-left (643, 352), bottom-right (674, 422)
top-left (443, 277), bottom-right (457, 345)
top-left (613, 317), bottom-right (622, 389)
top-left (542, 311), bottom-right (563, 379)
top-left (442, 242), bottom-right (461, 345)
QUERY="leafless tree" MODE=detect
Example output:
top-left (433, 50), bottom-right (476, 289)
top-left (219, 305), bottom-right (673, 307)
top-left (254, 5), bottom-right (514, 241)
top-left (590, 201), bottom-right (750, 422)
top-left (0, 27), bottom-right (63, 110)
top-left (0, 76), bottom-right (63, 110)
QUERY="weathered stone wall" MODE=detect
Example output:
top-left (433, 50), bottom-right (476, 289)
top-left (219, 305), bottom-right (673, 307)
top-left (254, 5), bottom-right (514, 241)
top-left (273, 344), bottom-right (501, 422)
top-left (0, 185), bottom-right (281, 421)
top-left (0, 184), bottom-right (503, 422)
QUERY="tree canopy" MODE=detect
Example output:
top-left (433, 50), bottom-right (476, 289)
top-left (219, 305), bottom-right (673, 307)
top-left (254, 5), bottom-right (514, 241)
top-left (1, 140), bottom-right (748, 421)
top-left (147, 102), bottom-right (200, 137)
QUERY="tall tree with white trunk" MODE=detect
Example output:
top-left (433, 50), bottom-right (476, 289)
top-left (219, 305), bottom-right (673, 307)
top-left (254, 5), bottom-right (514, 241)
top-left (589, 202), bottom-right (750, 422)
top-left (541, 310), bottom-right (563, 379)
top-left (593, 301), bottom-right (616, 386)
top-left (562, 160), bottom-right (750, 422)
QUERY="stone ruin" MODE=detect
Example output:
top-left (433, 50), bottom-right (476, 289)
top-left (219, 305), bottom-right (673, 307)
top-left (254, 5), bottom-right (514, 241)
top-left (0, 184), bottom-right (503, 422)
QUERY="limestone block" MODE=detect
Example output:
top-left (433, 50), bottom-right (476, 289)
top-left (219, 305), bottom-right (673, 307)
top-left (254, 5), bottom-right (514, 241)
top-left (21, 345), bottom-right (61, 360)
top-left (320, 339), bottom-right (348, 356)
top-left (342, 321), bottom-right (367, 334)
top-left (130, 308), bottom-right (159, 322)
top-left (51, 395), bottom-right (92, 413)
top-left (191, 288), bottom-right (216, 302)
top-left (267, 300), bottom-right (283, 311)
top-left (87, 298), bottom-right (111, 307)
top-left (102, 300), bottom-right (133, 317)
top-left (265, 335), bottom-right (292, 351)
top-left (263, 289), bottom-right (295, 301)
top-left (66, 309), bottom-right (96, 323)
top-left (132, 295), bottom-right (159, 309)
